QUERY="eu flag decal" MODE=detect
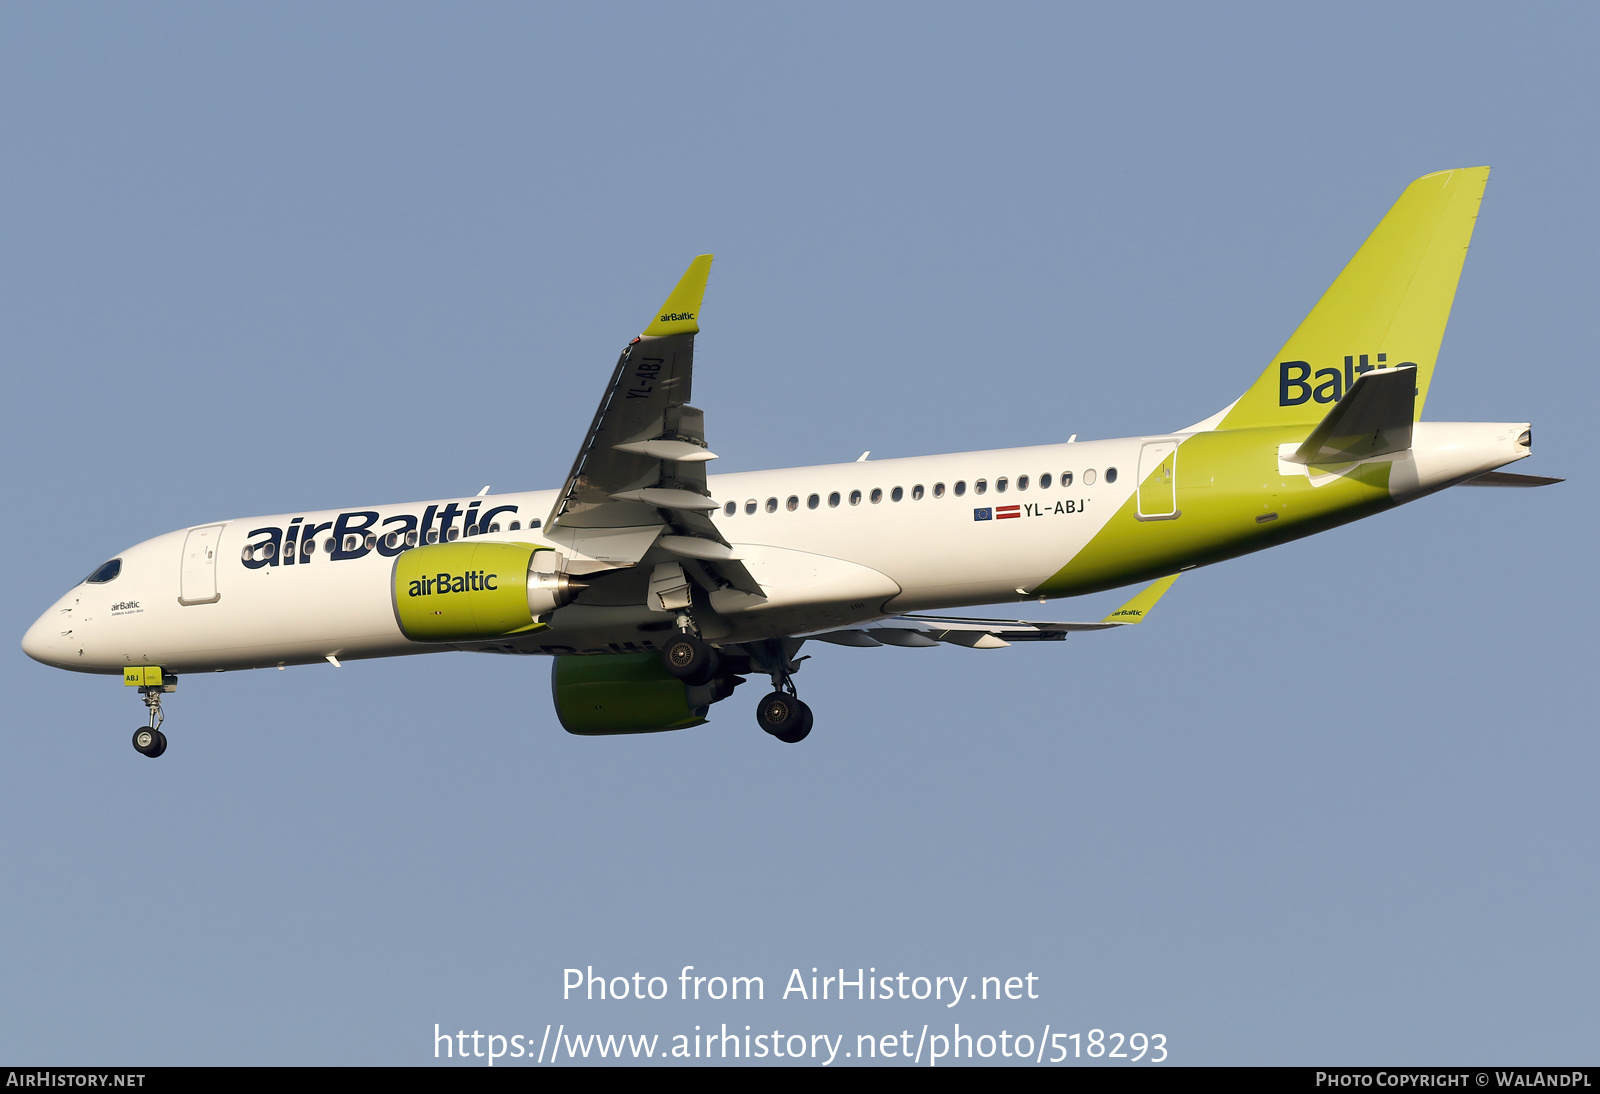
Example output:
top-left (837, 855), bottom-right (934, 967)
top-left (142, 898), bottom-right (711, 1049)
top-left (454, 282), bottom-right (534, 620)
top-left (973, 508), bottom-right (993, 520)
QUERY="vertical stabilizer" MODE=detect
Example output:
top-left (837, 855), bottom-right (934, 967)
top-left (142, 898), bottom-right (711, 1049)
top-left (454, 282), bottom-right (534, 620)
top-left (1217, 167), bottom-right (1489, 431)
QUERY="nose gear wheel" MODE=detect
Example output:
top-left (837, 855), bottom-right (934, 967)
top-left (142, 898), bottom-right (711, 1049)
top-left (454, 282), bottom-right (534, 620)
top-left (132, 727), bottom-right (167, 758)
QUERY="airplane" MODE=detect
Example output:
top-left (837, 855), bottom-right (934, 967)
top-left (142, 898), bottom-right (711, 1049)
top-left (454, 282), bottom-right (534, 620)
top-left (21, 166), bottom-right (1561, 756)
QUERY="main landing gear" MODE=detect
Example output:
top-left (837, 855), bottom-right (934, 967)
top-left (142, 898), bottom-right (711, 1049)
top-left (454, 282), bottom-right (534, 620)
top-left (659, 632), bottom-right (813, 744)
top-left (130, 673), bottom-right (175, 759)
top-left (756, 690), bottom-right (812, 744)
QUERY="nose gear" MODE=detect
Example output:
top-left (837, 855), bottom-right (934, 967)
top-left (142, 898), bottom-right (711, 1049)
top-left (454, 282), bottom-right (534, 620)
top-left (126, 669), bottom-right (175, 758)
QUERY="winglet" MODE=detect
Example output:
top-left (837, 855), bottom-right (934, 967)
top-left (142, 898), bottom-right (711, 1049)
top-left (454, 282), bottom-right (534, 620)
top-left (642, 255), bottom-right (713, 337)
top-left (1100, 574), bottom-right (1179, 624)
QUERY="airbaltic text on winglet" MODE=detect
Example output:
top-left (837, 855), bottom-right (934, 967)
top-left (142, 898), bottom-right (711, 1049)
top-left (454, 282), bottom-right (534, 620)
top-left (658, 311), bottom-right (695, 322)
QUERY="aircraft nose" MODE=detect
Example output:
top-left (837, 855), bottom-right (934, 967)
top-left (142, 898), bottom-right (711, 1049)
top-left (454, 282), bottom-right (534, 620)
top-left (22, 600), bottom-right (74, 668)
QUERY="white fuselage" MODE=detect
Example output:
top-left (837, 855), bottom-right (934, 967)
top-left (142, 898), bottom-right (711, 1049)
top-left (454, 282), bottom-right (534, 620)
top-left (21, 423), bottom-right (1529, 676)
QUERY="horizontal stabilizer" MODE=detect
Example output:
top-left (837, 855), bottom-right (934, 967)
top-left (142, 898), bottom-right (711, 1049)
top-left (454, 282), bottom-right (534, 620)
top-left (1457, 471), bottom-right (1565, 487)
top-left (1286, 365), bottom-right (1415, 465)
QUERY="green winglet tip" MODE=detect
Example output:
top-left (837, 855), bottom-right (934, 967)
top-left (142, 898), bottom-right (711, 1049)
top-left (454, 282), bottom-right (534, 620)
top-left (1100, 574), bottom-right (1179, 624)
top-left (642, 255), bottom-right (713, 337)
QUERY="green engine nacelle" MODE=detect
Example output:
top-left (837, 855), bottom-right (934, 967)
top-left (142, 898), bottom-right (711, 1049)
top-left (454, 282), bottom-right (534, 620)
top-left (392, 541), bottom-right (575, 643)
top-left (550, 652), bottom-right (710, 735)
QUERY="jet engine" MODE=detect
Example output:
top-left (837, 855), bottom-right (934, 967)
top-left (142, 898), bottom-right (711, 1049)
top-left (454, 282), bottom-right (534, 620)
top-left (551, 651), bottom-right (747, 735)
top-left (391, 541), bottom-right (578, 643)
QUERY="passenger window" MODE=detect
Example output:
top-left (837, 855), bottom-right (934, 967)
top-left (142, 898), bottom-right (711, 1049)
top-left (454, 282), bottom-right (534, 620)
top-left (465, 525), bottom-right (478, 537)
top-left (426, 530), bottom-right (439, 544)
top-left (786, 496), bottom-right (799, 511)
top-left (725, 501), bottom-right (737, 516)
top-left (447, 528), bottom-right (459, 541)
top-left (745, 499), bottom-right (757, 515)
top-left (828, 491), bottom-right (841, 508)
top-left (954, 481), bottom-right (966, 497)
top-left (807, 494), bottom-right (820, 510)
top-left (364, 534), bottom-right (377, 549)
top-left (325, 538), bottom-right (337, 552)
top-left (1040, 473), bottom-right (1052, 489)
top-left (529, 519), bottom-right (541, 528)
top-left (912, 484), bottom-right (924, 500)
top-left (488, 523), bottom-right (501, 533)
top-left (1105, 467), bottom-right (1118, 483)
top-left (1083, 469), bottom-right (1097, 485)
top-left (891, 486), bottom-right (903, 502)
top-left (996, 477), bottom-right (1008, 493)
top-left (407, 531), bottom-right (419, 547)
top-left (1018, 475), bottom-right (1029, 491)
top-left (84, 559), bottom-right (122, 584)
top-left (766, 497), bottom-right (778, 513)
top-left (870, 488), bottom-right (883, 504)
top-left (509, 521), bottom-right (520, 531)
top-left (934, 483), bottom-right (945, 498)
top-left (975, 480), bottom-right (988, 496)
top-left (849, 490), bottom-right (862, 506)
top-left (1061, 471), bottom-right (1073, 487)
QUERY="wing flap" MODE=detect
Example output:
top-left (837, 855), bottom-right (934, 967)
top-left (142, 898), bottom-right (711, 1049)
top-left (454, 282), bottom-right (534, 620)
top-left (804, 576), bottom-right (1180, 649)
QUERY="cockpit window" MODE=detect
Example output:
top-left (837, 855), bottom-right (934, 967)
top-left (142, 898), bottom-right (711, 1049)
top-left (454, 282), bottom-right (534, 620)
top-left (84, 559), bottom-right (122, 584)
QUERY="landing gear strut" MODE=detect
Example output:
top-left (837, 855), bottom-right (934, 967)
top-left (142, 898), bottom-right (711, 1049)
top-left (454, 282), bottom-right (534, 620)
top-left (746, 638), bottom-right (813, 744)
top-left (130, 675), bottom-right (173, 758)
top-left (664, 630), bottom-right (815, 744)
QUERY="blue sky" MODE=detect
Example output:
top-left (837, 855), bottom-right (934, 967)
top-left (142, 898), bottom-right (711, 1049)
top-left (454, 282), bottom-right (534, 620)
top-left (1, 3), bottom-right (1594, 1065)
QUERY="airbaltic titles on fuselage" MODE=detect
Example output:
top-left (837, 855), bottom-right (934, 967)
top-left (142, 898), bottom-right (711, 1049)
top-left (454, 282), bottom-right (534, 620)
top-left (241, 499), bottom-right (529, 569)
top-left (239, 462), bottom-right (1111, 571)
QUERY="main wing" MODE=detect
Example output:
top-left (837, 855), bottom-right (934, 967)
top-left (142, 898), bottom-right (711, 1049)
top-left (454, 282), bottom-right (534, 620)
top-left (543, 256), bottom-right (760, 594)
top-left (803, 575), bottom-right (1179, 649)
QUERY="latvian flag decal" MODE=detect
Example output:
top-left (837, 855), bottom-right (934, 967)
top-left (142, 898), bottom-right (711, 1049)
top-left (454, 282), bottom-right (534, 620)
top-left (995, 505), bottom-right (1021, 520)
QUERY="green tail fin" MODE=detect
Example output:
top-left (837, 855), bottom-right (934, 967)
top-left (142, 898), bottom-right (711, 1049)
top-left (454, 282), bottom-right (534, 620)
top-left (1218, 168), bottom-right (1489, 431)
